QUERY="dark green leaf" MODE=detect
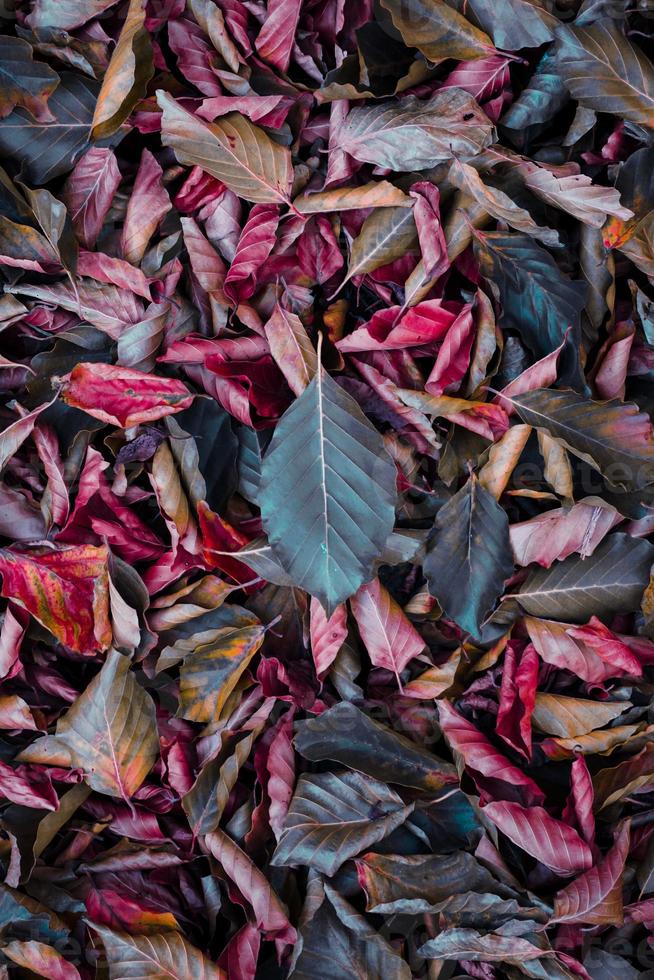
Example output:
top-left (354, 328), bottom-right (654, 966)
top-left (294, 702), bottom-right (457, 791)
top-left (424, 475), bottom-right (513, 637)
top-left (271, 770), bottom-right (414, 875)
top-left (474, 231), bottom-right (587, 382)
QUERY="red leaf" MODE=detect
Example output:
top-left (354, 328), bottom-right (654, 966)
top-left (60, 362), bottom-right (194, 427)
top-left (495, 339), bottom-right (566, 413)
top-left (0, 543), bottom-right (111, 654)
top-left (254, 0), bottom-right (302, 72)
top-left (338, 299), bottom-right (460, 353)
top-left (567, 616), bottom-right (643, 676)
top-left (496, 641), bottom-right (539, 759)
top-left (563, 756), bottom-right (596, 850)
top-left (218, 923), bottom-right (260, 980)
top-left (438, 700), bottom-right (545, 806)
top-left (0, 759), bottom-right (58, 810)
top-left (425, 305), bottom-right (475, 395)
top-left (223, 204), bottom-right (280, 303)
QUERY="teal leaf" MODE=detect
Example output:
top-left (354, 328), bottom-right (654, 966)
top-left (258, 365), bottom-right (397, 616)
top-left (424, 475), bottom-right (513, 638)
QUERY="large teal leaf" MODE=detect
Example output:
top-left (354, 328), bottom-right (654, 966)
top-left (258, 365), bottom-right (397, 615)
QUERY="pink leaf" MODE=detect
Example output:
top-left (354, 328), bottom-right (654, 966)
top-left (410, 181), bottom-right (450, 279)
top-left (77, 250), bottom-right (153, 300)
top-left (510, 499), bottom-right (621, 568)
top-left (495, 339), bottom-right (566, 413)
top-left (224, 204), bottom-right (279, 303)
top-left (483, 800), bottom-right (593, 875)
top-left (552, 821), bottom-right (630, 923)
top-left (350, 577), bottom-right (425, 684)
top-left (62, 147), bottom-right (121, 249)
top-left (205, 829), bottom-right (297, 942)
top-left (496, 641), bottom-right (539, 759)
top-left (309, 597), bottom-right (348, 681)
top-left (338, 300), bottom-right (461, 353)
top-left (267, 709), bottom-right (296, 840)
top-left (254, 0), bottom-right (302, 72)
top-left (563, 756), bottom-right (596, 850)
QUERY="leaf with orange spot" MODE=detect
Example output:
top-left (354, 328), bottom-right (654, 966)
top-left (178, 622), bottom-right (265, 723)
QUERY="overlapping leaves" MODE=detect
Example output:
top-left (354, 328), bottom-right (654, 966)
top-left (0, 2), bottom-right (652, 978)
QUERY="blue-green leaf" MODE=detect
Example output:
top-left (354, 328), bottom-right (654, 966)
top-left (258, 365), bottom-right (397, 616)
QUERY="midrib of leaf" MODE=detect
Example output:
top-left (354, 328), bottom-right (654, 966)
top-left (100, 673), bottom-right (130, 802)
top-left (316, 364), bottom-right (331, 607)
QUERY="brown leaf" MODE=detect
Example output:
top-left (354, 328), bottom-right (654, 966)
top-left (55, 648), bottom-right (158, 801)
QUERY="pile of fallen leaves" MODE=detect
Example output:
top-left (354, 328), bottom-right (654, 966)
top-left (4, 0), bottom-right (654, 976)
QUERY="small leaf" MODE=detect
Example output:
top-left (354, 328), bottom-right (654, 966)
top-left (293, 181), bottom-right (411, 213)
top-left (264, 301), bottom-right (317, 396)
top-left (350, 576), bottom-right (424, 682)
top-left (341, 205), bottom-right (418, 288)
top-left (178, 623), bottom-right (265, 723)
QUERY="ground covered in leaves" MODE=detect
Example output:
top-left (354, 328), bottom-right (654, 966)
top-left (4, 0), bottom-right (654, 978)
